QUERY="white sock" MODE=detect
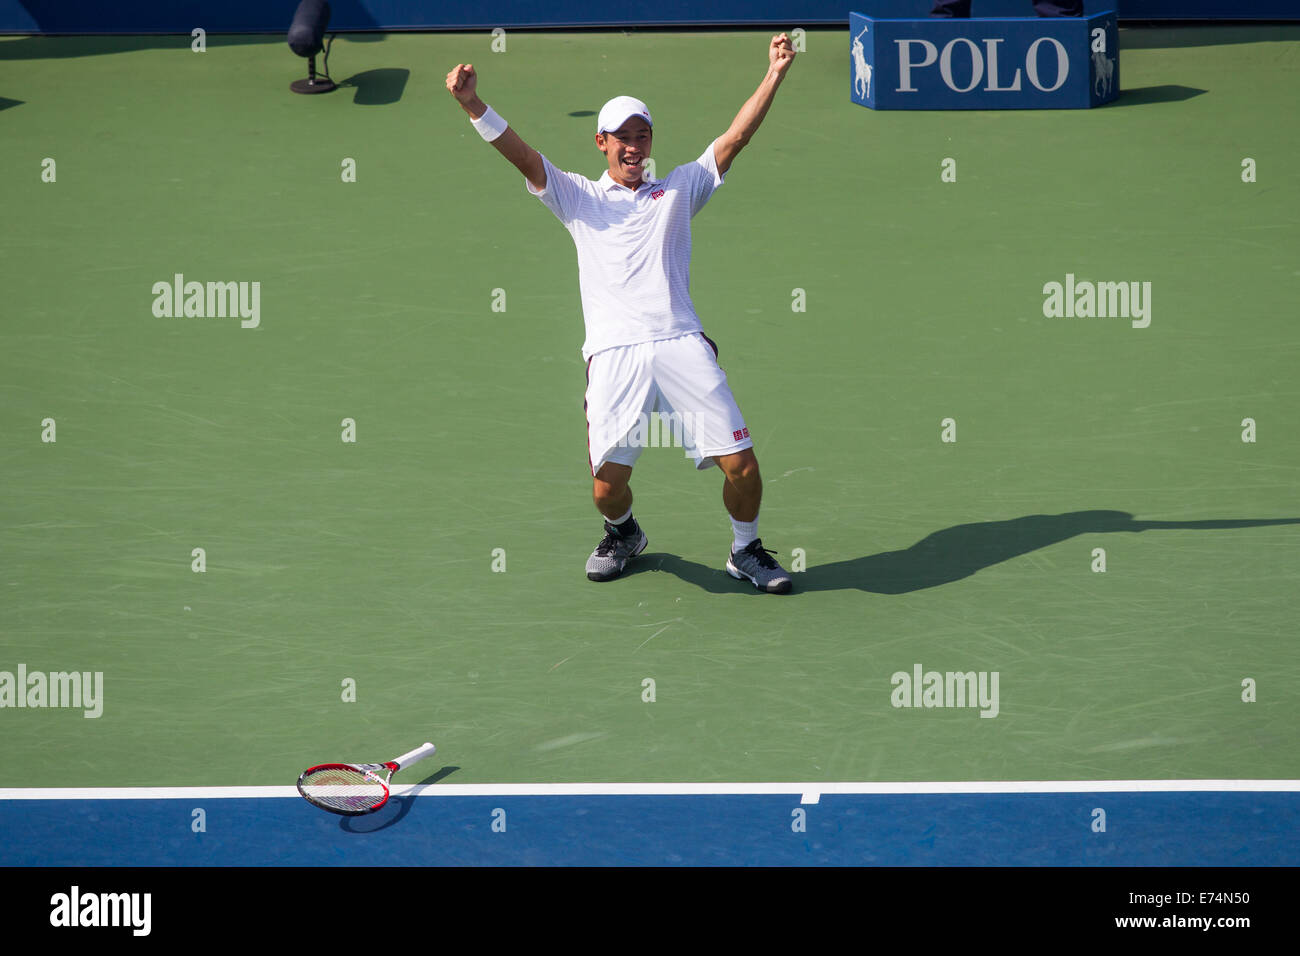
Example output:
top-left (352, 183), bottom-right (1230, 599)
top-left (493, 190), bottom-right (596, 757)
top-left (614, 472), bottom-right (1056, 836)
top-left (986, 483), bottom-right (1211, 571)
top-left (608, 507), bottom-right (633, 527)
top-left (730, 516), bottom-right (758, 553)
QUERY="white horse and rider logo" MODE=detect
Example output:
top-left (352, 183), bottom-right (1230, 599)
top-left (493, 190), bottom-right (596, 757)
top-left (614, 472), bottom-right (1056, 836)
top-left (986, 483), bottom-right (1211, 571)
top-left (1092, 48), bottom-right (1115, 97)
top-left (852, 25), bottom-right (872, 101)
top-left (1092, 22), bottom-right (1117, 99)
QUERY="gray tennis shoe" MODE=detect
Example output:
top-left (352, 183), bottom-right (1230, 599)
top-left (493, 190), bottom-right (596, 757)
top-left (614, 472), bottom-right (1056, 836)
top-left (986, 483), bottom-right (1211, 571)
top-left (586, 521), bottom-right (648, 582)
top-left (726, 538), bottom-right (793, 594)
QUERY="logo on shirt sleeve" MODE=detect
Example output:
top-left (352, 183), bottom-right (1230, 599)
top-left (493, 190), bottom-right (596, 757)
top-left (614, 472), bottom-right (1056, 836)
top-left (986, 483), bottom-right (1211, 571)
top-left (733, 426), bottom-right (749, 441)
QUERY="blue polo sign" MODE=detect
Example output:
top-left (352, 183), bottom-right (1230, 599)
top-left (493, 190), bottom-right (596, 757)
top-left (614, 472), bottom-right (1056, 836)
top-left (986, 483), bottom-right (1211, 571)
top-left (850, 11), bottom-right (1119, 110)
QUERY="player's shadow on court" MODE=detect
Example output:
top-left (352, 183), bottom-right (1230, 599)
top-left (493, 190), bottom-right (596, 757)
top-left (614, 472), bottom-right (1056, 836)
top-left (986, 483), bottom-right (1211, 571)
top-left (635, 510), bottom-right (1300, 594)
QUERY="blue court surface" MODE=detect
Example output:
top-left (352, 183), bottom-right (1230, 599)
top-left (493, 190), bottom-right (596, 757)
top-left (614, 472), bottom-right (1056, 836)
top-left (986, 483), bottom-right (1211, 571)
top-left (2, 785), bottom-right (1295, 866)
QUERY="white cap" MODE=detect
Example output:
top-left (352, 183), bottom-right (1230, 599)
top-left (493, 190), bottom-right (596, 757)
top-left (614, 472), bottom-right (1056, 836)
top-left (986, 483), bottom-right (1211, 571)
top-left (597, 96), bottom-right (653, 134)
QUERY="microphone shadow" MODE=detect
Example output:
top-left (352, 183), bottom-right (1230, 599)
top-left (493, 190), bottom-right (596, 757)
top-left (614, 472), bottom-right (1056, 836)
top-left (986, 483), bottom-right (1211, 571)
top-left (626, 511), bottom-right (1300, 595)
top-left (338, 67), bottom-right (409, 105)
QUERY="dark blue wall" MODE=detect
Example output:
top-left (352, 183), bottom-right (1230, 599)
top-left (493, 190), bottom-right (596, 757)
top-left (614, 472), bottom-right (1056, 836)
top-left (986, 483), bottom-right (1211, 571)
top-left (1, 0), bottom-right (1295, 34)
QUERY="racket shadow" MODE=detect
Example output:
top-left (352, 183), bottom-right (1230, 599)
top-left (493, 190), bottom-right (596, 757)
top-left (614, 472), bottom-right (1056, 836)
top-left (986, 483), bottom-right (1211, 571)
top-left (339, 766), bottom-right (460, 834)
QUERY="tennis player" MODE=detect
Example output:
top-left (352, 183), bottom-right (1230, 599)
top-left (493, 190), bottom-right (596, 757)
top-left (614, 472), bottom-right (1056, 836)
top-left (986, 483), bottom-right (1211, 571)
top-left (446, 35), bottom-right (796, 593)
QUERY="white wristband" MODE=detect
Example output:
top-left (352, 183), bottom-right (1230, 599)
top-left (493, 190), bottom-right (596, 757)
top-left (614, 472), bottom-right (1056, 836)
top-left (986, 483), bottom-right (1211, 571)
top-left (471, 105), bottom-right (508, 142)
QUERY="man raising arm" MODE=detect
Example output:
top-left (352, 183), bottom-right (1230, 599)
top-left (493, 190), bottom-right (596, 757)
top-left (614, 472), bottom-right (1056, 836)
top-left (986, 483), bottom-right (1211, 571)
top-left (446, 38), bottom-right (800, 593)
top-left (714, 33), bottom-right (797, 176)
top-left (446, 62), bottom-right (546, 192)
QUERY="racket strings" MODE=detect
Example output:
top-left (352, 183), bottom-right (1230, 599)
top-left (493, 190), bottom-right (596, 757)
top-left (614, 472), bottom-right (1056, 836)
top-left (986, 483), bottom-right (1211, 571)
top-left (298, 765), bottom-right (388, 813)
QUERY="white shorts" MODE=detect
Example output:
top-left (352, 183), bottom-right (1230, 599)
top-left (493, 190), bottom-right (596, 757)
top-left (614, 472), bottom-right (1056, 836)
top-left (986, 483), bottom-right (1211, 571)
top-left (584, 332), bottom-right (752, 476)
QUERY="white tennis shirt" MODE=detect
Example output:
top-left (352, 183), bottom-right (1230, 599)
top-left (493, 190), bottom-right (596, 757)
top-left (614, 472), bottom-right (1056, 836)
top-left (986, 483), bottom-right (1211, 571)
top-left (526, 140), bottom-right (725, 360)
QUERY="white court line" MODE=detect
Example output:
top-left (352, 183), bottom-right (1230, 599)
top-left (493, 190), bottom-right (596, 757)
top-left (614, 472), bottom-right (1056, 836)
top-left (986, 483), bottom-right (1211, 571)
top-left (0, 780), bottom-right (1297, 800)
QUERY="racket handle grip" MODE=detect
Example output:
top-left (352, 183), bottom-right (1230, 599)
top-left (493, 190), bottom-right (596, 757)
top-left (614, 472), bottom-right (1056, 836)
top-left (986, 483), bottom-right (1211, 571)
top-left (394, 742), bottom-right (437, 769)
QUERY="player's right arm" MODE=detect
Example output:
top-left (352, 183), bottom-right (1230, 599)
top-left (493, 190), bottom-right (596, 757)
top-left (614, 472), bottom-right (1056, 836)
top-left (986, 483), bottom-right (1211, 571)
top-left (446, 63), bottom-right (546, 192)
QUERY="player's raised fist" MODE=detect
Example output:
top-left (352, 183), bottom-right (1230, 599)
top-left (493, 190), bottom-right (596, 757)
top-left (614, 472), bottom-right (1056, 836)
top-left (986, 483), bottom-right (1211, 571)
top-left (446, 63), bottom-right (478, 103)
top-left (769, 34), bottom-right (795, 76)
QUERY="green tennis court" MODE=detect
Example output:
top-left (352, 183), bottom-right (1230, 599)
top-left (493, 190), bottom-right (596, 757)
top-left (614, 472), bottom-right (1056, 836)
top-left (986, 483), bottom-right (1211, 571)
top-left (2, 26), bottom-right (1297, 800)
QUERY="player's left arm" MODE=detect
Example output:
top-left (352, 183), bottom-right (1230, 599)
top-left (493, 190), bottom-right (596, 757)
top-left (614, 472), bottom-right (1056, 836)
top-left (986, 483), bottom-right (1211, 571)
top-left (714, 33), bottom-right (796, 177)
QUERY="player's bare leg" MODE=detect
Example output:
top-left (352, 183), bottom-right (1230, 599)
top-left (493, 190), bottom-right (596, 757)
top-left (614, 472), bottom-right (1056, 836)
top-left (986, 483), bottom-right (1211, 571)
top-left (716, 449), bottom-right (791, 593)
top-left (716, 449), bottom-right (761, 522)
top-left (586, 462), bottom-right (647, 582)
top-left (593, 462), bottom-right (634, 521)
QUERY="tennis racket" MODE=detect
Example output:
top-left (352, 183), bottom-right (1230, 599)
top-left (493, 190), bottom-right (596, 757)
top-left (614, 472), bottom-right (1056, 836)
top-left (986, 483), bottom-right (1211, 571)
top-left (297, 742), bottom-right (437, 815)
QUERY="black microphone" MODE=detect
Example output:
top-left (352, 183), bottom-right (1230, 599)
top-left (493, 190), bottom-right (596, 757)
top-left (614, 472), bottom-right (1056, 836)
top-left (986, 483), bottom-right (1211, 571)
top-left (288, 0), bottom-right (330, 57)
top-left (288, 0), bottom-right (337, 94)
